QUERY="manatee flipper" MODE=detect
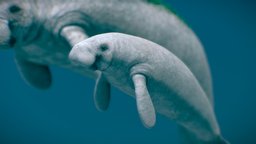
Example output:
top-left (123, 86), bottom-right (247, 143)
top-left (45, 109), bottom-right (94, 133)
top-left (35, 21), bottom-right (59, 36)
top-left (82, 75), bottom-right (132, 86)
top-left (178, 125), bottom-right (199, 144)
top-left (60, 26), bottom-right (88, 47)
top-left (178, 126), bottom-right (229, 144)
top-left (132, 74), bottom-right (156, 128)
top-left (15, 58), bottom-right (52, 89)
top-left (94, 72), bottom-right (111, 111)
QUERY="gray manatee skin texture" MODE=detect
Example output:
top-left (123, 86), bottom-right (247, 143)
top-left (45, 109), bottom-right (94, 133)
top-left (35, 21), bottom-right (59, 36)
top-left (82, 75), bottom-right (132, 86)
top-left (0, 0), bottom-right (212, 102)
top-left (69, 33), bottom-right (228, 144)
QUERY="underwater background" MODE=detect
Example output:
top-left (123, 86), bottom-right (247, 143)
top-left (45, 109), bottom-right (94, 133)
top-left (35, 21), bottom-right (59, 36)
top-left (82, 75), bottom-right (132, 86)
top-left (0, 0), bottom-right (255, 143)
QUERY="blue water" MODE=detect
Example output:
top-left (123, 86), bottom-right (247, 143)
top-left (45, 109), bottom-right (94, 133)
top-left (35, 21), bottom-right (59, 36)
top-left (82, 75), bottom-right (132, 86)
top-left (0, 0), bottom-right (255, 143)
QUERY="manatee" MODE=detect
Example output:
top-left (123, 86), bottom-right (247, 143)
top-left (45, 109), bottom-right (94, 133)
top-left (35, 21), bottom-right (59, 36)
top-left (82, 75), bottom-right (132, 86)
top-left (0, 1), bottom-right (216, 143)
top-left (0, 0), bottom-right (212, 101)
top-left (69, 33), bottom-right (229, 144)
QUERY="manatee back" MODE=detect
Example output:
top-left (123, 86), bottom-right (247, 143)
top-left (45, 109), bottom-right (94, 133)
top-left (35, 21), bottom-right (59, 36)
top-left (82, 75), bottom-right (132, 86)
top-left (82, 0), bottom-right (213, 103)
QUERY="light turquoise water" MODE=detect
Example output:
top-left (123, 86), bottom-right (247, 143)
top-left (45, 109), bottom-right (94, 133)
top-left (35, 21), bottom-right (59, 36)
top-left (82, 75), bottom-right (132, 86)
top-left (0, 0), bottom-right (256, 143)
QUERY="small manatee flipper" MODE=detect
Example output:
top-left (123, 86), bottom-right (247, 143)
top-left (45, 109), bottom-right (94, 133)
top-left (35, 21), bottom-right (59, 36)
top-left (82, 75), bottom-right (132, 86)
top-left (60, 26), bottom-right (88, 47)
top-left (132, 74), bottom-right (156, 128)
top-left (94, 72), bottom-right (111, 111)
top-left (15, 58), bottom-right (52, 89)
top-left (178, 126), bottom-right (230, 144)
top-left (218, 136), bottom-right (230, 144)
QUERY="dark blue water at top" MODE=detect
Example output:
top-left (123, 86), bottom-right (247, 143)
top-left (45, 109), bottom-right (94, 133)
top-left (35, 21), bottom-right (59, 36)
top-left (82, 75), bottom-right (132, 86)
top-left (0, 0), bottom-right (255, 143)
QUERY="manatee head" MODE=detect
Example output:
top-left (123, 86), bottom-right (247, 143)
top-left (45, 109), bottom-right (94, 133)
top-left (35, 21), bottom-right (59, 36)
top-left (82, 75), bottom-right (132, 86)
top-left (0, 0), bottom-right (33, 49)
top-left (69, 34), bottom-right (114, 71)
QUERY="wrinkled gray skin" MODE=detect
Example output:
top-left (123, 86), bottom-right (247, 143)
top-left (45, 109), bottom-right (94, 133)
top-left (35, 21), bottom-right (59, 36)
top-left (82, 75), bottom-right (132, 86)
top-left (0, 0), bottom-right (216, 143)
top-left (69, 33), bottom-right (228, 144)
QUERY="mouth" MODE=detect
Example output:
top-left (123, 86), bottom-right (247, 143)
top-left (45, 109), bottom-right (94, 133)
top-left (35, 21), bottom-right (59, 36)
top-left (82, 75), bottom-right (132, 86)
top-left (0, 19), bottom-right (13, 49)
top-left (89, 57), bottom-right (98, 71)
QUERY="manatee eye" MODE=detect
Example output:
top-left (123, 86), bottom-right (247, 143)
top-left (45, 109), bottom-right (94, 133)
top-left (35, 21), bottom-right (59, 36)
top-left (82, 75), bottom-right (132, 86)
top-left (99, 44), bottom-right (109, 52)
top-left (8, 4), bottom-right (22, 13)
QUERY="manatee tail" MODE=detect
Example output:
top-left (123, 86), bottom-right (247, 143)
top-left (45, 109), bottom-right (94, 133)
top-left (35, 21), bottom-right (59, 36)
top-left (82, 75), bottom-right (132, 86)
top-left (213, 136), bottom-right (230, 144)
top-left (178, 126), bottom-right (230, 144)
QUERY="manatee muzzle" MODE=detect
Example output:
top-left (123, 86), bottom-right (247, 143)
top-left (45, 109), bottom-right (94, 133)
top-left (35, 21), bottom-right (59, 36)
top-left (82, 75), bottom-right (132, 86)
top-left (69, 42), bottom-right (97, 69)
top-left (0, 19), bottom-right (13, 49)
top-left (0, 18), bottom-right (16, 49)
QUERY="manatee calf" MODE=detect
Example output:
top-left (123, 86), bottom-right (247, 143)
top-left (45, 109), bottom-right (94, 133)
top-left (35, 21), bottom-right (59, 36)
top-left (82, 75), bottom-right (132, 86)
top-left (69, 33), bottom-right (229, 144)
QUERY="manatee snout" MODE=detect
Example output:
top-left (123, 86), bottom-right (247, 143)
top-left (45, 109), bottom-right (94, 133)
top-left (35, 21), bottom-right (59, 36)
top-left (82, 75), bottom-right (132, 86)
top-left (69, 42), bottom-right (96, 69)
top-left (0, 19), bottom-right (12, 49)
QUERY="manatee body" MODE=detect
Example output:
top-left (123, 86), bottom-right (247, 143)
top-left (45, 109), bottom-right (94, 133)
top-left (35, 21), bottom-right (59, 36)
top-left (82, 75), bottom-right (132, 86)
top-left (0, 1), bottom-right (217, 143)
top-left (0, 0), bottom-right (212, 102)
top-left (69, 33), bottom-right (228, 144)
